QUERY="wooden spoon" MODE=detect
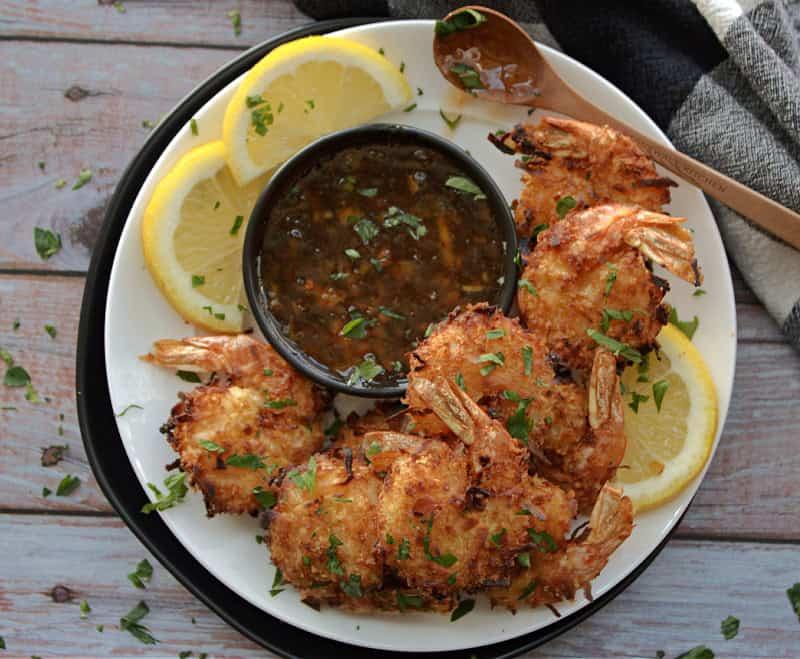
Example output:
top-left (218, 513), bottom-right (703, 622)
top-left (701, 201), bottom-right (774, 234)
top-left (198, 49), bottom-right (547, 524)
top-left (433, 5), bottom-right (800, 249)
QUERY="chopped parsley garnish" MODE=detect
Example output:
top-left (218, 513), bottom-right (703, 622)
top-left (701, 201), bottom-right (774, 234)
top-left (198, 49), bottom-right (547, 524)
top-left (445, 176), bottom-right (486, 200)
top-left (353, 217), bottom-right (379, 245)
top-left (369, 257), bottom-right (384, 272)
top-left (555, 195), bottom-right (576, 218)
top-left (385, 533), bottom-right (395, 545)
top-left (675, 646), bottom-right (714, 659)
top-left (629, 391), bottom-right (649, 413)
top-left (506, 395), bottom-right (534, 444)
top-left (1, 349), bottom-right (13, 366)
top-left (694, 288), bottom-right (707, 296)
top-left (251, 104), bottom-right (274, 135)
top-left (332, 495), bottom-right (352, 503)
top-left (304, 99), bottom-right (315, 111)
top-left (424, 323), bottom-right (435, 338)
top-left (720, 615), bottom-right (739, 640)
top-left (54, 178), bottom-right (67, 189)
top-left (340, 573), bottom-right (363, 598)
top-left (176, 370), bottom-right (202, 383)
top-left (340, 316), bottom-right (369, 339)
top-left (357, 187), bottom-right (378, 197)
top-left (378, 306), bottom-right (405, 320)
top-left (531, 223), bottom-right (549, 240)
top-left (398, 538), bottom-right (410, 560)
top-left (327, 534), bottom-right (344, 575)
top-left (246, 94), bottom-right (265, 108)
top-left (365, 442), bottom-right (382, 458)
top-left (56, 474), bottom-right (81, 496)
top-left (330, 272), bottom-right (349, 281)
top-left (34, 227), bottom-right (62, 260)
top-left (586, 329), bottom-right (642, 364)
top-left (604, 263), bottom-right (618, 296)
top-left (399, 61), bottom-right (405, 73)
top-left (230, 215), bottom-right (244, 235)
top-left (435, 8), bottom-right (487, 36)
top-left (346, 357), bottom-right (384, 385)
top-left (191, 274), bottom-right (205, 288)
top-left (652, 379), bottom-right (669, 412)
top-left (190, 118), bottom-right (198, 136)
top-left (42, 486), bottom-right (51, 497)
top-left (449, 63), bottom-right (483, 91)
top-left (198, 439), bottom-right (224, 453)
top-left (270, 568), bottom-right (285, 597)
top-left (253, 486), bottom-right (277, 509)
top-left (450, 598), bottom-right (475, 622)
top-left (786, 582), bottom-right (800, 621)
top-left (528, 528), bottom-right (557, 553)
top-left (80, 599), bottom-right (91, 618)
top-left (127, 558), bottom-right (154, 589)
top-left (522, 345), bottom-right (533, 375)
top-left (439, 109), bottom-right (462, 130)
top-left (454, 372), bottom-right (466, 390)
top-left (120, 601), bottom-right (158, 645)
top-left (383, 206), bottom-right (427, 240)
top-left (378, 47), bottom-right (385, 56)
top-left (227, 9), bottom-right (242, 36)
top-left (516, 552), bottom-right (531, 568)
top-left (72, 169), bottom-right (93, 190)
top-left (489, 528), bottom-right (506, 547)
top-left (264, 396), bottom-right (297, 409)
top-left (517, 579), bottom-right (538, 600)
top-left (4, 365), bottom-right (31, 388)
top-left (12, 319), bottom-right (20, 331)
top-left (417, 87), bottom-right (424, 96)
top-left (38, 160), bottom-right (45, 171)
top-left (141, 119), bottom-right (154, 129)
top-left (477, 351), bottom-right (504, 376)
top-left (263, 368), bottom-right (273, 376)
top-left (396, 592), bottom-right (424, 611)
top-left (403, 103), bottom-right (417, 112)
top-left (344, 248), bottom-right (361, 260)
top-left (141, 472), bottom-right (188, 513)
top-left (225, 453), bottom-right (266, 470)
top-left (287, 456), bottom-right (317, 492)
top-left (518, 279), bottom-right (537, 296)
top-left (422, 515), bottom-right (457, 566)
top-left (600, 308), bottom-right (633, 332)
top-left (669, 307), bottom-right (699, 340)
top-left (44, 324), bottom-right (57, 339)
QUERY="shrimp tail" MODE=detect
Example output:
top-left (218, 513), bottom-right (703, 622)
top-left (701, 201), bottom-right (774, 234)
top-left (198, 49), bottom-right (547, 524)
top-left (406, 377), bottom-right (478, 445)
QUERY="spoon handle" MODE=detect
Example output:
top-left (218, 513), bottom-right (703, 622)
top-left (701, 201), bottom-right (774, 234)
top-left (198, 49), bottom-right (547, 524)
top-left (553, 92), bottom-right (800, 250)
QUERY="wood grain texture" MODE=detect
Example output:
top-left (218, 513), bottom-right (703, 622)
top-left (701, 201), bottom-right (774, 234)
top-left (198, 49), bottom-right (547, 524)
top-left (1, 0), bottom-right (309, 48)
top-left (1, 514), bottom-right (798, 657)
top-left (0, 40), bottom-right (233, 271)
top-left (2, 276), bottom-right (798, 537)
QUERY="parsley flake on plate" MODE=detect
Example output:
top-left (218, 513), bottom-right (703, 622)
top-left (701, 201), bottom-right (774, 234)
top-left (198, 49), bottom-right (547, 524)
top-left (128, 558), bottom-right (154, 589)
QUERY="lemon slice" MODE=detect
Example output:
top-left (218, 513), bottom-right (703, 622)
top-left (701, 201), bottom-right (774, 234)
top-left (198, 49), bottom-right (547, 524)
top-left (142, 141), bottom-right (270, 332)
top-left (612, 324), bottom-right (718, 511)
top-left (223, 36), bottom-right (412, 184)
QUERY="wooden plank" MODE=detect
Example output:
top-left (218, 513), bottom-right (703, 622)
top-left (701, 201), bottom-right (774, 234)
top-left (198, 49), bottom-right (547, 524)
top-left (2, 275), bottom-right (798, 536)
top-left (0, 40), bottom-right (233, 271)
top-left (0, 0), bottom-right (309, 48)
top-left (0, 514), bottom-right (797, 657)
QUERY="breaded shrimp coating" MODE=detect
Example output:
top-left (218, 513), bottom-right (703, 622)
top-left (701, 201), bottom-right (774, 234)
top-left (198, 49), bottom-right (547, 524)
top-left (518, 204), bottom-right (701, 371)
top-left (491, 116), bottom-right (675, 236)
top-left (144, 334), bottom-right (327, 516)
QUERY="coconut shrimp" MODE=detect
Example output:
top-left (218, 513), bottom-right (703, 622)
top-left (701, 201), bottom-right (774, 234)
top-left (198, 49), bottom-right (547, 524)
top-left (517, 203), bottom-right (701, 371)
top-left (376, 378), bottom-right (576, 598)
top-left (405, 306), bottom-right (627, 511)
top-left (490, 116), bottom-right (675, 236)
top-left (490, 482), bottom-right (633, 611)
top-left (143, 334), bottom-right (327, 516)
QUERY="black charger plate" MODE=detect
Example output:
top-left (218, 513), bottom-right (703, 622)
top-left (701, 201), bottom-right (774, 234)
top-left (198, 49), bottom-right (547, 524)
top-left (76, 17), bottom-right (685, 658)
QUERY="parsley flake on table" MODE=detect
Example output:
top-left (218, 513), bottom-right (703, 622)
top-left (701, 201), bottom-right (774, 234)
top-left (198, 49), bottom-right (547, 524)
top-left (56, 474), bottom-right (81, 497)
top-left (675, 646), bottom-right (714, 659)
top-left (72, 169), bottom-right (93, 190)
top-left (34, 227), bottom-right (62, 260)
top-left (44, 324), bottom-right (57, 339)
top-left (227, 9), bottom-right (242, 36)
top-left (141, 472), bottom-right (188, 513)
top-left (128, 558), bottom-right (154, 589)
top-left (787, 582), bottom-right (800, 621)
top-left (720, 614), bottom-right (739, 640)
top-left (55, 178), bottom-right (67, 189)
top-left (120, 600), bottom-right (158, 645)
top-left (4, 365), bottom-right (31, 388)
top-left (42, 486), bottom-right (51, 497)
top-left (80, 599), bottom-right (91, 619)
top-left (450, 598), bottom-right (475, 622)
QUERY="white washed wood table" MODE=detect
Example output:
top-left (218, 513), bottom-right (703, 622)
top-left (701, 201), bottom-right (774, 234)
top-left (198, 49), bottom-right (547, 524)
top-left (1, 1), bottom-right (799, 656)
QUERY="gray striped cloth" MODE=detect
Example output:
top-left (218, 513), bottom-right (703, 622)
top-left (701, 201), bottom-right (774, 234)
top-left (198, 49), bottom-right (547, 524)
top-left (295, 0), bottom-right (800, 349)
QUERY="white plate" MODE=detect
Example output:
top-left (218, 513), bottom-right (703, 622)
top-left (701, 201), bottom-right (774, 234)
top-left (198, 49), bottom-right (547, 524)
top-left (104, 20), bottom-right (736, 653)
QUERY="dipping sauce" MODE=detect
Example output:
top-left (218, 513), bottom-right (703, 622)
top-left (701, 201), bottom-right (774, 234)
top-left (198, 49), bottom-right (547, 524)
top-left (259, 139), bottom-right (505, 385)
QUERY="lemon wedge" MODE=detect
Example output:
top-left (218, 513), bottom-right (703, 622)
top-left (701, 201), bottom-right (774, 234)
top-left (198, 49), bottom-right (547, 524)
top-left (612, 324), bottom-right (718, 511)
top-left (141, 141), bottom-right (270, 333)
top-left (223, 36), bottom-right (412, 184)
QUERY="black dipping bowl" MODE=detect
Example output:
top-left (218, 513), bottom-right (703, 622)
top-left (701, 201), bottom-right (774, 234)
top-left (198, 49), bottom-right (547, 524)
top-left (243, 123), bottom-right (518, 398)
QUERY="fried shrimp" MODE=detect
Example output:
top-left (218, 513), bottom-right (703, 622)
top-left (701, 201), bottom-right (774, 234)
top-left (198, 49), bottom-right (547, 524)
top-left (518, 204), bottom-right (702, 371)
top-left (376, 378), bottom-right (575, 597)
top-left (144, 334), bottom-right (327, 516)
top-left (491, 116), bottom-right (675, 236)
top-left (490, 483), bottom-right (633, 611)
